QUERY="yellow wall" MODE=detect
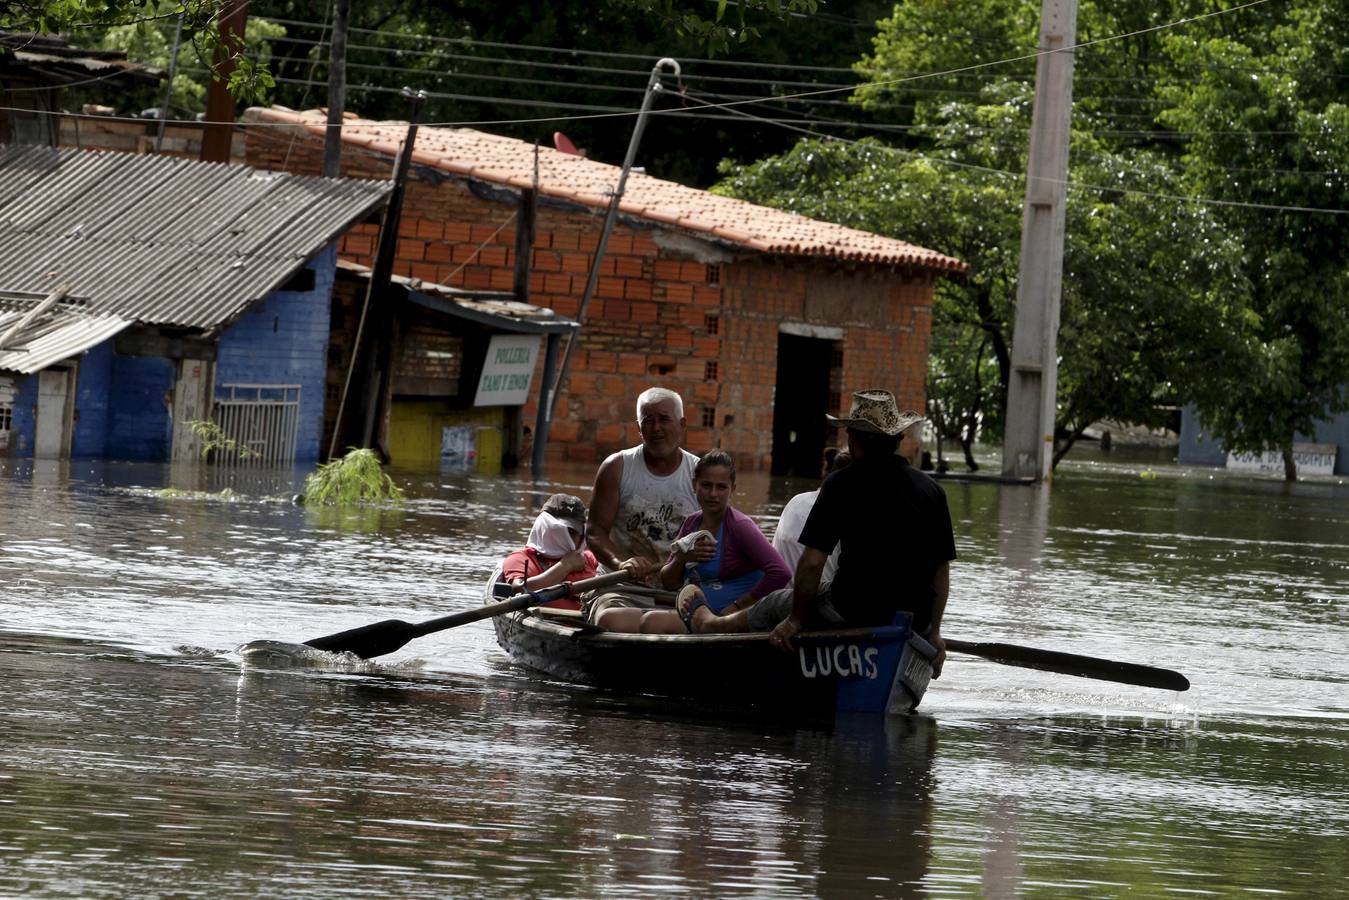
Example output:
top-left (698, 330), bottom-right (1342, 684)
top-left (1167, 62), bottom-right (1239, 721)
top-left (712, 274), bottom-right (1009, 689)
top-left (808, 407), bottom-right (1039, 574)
top-left (389, 400), bottom-right (506, 474)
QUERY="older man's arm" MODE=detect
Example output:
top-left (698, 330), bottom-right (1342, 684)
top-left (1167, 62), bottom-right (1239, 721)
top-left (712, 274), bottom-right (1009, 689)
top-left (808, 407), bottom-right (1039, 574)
top-left (586, 453), bottom-right (656, 579)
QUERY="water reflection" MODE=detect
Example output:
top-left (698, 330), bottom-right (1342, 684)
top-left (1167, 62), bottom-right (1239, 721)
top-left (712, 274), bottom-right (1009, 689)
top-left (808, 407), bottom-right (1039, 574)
top-left (2, 456), bottom-right (1348, 896)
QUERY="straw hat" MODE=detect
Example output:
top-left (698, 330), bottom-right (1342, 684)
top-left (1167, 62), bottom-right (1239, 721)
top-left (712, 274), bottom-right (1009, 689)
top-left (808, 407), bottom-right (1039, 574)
top-left (825, 390), bottom-right (925, 436)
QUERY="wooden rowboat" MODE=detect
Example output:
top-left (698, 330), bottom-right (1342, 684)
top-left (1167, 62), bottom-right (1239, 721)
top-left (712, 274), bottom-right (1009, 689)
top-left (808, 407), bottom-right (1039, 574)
top-left (488, 578), bottom-right (939, 717)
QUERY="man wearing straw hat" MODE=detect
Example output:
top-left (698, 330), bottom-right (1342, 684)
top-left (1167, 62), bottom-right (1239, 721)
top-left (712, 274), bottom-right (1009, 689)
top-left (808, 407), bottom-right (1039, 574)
top-left (680, 389), bottom-right (956, 677)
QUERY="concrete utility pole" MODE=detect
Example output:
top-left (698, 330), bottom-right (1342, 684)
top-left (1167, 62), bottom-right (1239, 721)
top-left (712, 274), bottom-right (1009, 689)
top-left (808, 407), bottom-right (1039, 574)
top-left (1001, 0), bottom-right (1078, 481)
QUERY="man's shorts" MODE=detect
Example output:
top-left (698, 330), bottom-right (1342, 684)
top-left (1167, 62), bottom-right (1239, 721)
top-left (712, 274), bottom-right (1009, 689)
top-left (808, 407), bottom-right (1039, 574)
top-left (745, 585), bottom-right (848, 632)
top-left (583, 590), bottom-right (657, 624)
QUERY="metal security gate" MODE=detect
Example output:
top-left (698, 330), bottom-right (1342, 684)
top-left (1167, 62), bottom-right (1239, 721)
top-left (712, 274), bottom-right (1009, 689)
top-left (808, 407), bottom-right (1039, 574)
top-left (213, 384), bottom-right (300, 465)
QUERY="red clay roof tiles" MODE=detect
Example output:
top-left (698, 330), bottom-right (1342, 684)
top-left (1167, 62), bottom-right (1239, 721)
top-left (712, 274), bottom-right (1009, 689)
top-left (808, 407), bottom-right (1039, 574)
top-left (249, 107), bottom-right (967, 274)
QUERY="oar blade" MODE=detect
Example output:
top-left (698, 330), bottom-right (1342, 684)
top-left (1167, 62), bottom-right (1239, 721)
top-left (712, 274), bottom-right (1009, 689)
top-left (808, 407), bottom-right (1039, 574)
top-left (945, 639), bottom-right (1190, 692)
top-left (304, 618), bottom-right (418, 660)
top-left (296, 569), bottom-right (636, 661)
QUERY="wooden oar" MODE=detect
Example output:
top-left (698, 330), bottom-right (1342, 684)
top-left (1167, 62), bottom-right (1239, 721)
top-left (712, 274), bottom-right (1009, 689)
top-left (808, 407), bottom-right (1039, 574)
top-left (304, 569), bottom-right (634, 660)
top-left (502, 581), bottom-right (1189, 690)
top-left (944, 638), bottom-right (1190, 691)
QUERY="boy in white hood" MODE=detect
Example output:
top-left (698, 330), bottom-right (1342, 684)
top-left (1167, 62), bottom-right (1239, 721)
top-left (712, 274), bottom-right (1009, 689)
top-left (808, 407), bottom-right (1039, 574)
top-left (500, 494), bottom-right (599, 609)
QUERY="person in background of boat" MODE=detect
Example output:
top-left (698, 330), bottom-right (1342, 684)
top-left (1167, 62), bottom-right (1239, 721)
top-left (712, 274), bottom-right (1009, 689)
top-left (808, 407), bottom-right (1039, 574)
top-left (635, 449), bottom-right (791, 634)
top-left (680, 390), bottom-right (955, 677)
top-left (583, 387), bottom-right (700, 630)
top-left (500, 493), bottom-right (598, 610)
top-left (898, 413), bottom-right (925, 467)
top-left (773, 447), bottom-right (851, 586)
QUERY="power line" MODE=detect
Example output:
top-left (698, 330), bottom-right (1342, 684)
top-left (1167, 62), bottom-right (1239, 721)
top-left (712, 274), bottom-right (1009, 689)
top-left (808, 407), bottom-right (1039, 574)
top-left (265, 15), bottom-right (863, 74)
top-left (260, 31), bottom-right (870, 93)
top-left (0, 64), bottom-right (146, 92)
top-left (676, 91), bottom-right (1349, 215)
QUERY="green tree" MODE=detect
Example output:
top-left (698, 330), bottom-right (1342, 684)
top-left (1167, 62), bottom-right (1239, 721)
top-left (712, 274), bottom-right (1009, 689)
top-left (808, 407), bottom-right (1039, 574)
top-left (721, 0), bottom-right (1342, 474)
top-left (1154, 3), bottom-right (1349, 479)
top-left (244, 0), bottom-right (891, 187)
top-left (2, 1), bottom-right (277, 103)
top-left (89, 3), bottom-right (286, 115)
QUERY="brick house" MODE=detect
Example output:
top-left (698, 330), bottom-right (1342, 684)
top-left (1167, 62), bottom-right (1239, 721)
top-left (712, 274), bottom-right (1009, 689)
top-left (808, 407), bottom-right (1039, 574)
top-left (243, 107), bottom-right (965, 475)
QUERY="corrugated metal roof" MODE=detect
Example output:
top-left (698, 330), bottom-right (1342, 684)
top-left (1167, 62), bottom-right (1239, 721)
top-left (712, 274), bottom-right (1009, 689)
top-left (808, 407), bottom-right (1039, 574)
top-left (0, 305), bottom-right (131, 374)
top-left (0, 30), bottom-right (160, 86)
top-left (0, 144), bottom-right (391, 329)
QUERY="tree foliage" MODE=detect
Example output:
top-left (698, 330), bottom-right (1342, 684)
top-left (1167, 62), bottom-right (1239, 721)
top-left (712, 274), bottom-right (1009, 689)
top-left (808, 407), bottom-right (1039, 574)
top-left (2, 1), bottom-right (278, 104)
top-left (1153, 4), bottom-right (1349, 478)
top-left (719, 0), bottom-right (1345, 476)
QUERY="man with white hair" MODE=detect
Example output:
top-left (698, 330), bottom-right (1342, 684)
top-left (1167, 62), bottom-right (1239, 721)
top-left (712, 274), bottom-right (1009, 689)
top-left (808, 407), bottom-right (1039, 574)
top-left (585, 387), bottom-right (700, 630)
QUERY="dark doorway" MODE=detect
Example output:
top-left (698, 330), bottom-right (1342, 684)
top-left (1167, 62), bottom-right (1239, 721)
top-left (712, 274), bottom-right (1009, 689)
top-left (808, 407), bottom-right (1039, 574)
top-left (771, 332), bottom-right (834, 477)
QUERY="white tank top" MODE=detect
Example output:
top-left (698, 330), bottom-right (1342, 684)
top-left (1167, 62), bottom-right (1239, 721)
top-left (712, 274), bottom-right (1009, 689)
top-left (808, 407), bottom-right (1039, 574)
top-left (609, 445), bottom-right (700, 564)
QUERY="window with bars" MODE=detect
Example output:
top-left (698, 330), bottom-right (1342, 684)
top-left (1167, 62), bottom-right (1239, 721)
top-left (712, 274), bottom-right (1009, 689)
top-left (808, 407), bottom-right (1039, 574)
top-left (704, 314), bottom-right (719, 335)
top-left (704, 360), bottom-right (718, 380)
top-left (702, 407), bottom-right (716, 427)
top-left (706, 264), bottom-right (721, 284)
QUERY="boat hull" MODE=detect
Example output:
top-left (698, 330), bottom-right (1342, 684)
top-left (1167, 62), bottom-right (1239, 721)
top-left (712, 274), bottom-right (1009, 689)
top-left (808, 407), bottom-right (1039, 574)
top-left (491, 594), bottom-right (937, 717)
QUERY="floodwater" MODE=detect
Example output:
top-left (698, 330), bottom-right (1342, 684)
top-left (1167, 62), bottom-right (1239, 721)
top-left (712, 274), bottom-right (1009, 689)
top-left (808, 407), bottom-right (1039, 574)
top-left (2, 451), bottom-right (1346, 897)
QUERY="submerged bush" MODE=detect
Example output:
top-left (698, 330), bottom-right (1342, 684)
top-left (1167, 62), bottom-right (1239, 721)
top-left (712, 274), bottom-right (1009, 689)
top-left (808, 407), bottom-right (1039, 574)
top-left (188, 420), bottom-right (258, 460)
top-left (303, 448), bottom-right (405, 506)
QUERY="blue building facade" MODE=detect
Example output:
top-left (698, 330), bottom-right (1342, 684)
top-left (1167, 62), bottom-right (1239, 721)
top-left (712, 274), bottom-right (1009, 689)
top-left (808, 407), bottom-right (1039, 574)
top-left (0, 245), bottom-right (338, 464)
top-left (1178, 404), bottom-right (1349, 476)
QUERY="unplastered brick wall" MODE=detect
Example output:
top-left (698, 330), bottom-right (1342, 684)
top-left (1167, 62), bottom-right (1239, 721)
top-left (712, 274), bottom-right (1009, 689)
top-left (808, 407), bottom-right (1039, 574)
top-left (57, 115), bottom-right (236, 160)
top-left (716, 259), bottom-right (936, 469)
top-left (242, 125), bottom-right (936, 469)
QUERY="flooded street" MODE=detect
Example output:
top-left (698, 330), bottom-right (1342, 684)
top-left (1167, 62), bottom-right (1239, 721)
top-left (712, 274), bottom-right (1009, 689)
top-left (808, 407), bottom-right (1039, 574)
top-left (2, 454), bottom-right (1346, 897)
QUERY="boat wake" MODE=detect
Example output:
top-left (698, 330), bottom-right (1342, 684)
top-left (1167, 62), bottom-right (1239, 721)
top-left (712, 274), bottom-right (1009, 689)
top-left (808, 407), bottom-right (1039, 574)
top-left (235, 639), bottom-right (425, 674)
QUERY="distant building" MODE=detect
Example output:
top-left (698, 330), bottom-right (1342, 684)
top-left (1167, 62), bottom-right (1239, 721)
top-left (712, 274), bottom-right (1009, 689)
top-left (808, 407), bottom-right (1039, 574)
top-left (1178, 406), bottom-right (1348, 476)
top-left (0, 30), bottom-right (158, 146)
top-left (242, 106), bottom-right (967, 474)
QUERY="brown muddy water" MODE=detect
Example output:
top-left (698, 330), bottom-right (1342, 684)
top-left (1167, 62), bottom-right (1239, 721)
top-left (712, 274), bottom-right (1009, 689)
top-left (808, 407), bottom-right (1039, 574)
top-left (1, 452), bottom-right (1346, 897)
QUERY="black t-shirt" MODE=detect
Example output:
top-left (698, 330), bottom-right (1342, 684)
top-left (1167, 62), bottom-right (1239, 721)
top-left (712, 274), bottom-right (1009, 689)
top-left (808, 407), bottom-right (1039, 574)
top-left (798, 453), bottom-right (956, 630)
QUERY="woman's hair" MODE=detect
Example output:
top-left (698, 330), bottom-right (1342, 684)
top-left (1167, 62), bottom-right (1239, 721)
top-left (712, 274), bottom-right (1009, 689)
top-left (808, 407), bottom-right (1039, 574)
top-left (822, 448), bottom-right (852, 478)
top-left (694, 448), bottom-right (736, 482)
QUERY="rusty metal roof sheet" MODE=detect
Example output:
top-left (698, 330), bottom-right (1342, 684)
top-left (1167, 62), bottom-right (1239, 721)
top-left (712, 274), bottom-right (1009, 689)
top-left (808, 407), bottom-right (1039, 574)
top-left (0, 144), bottom-right (391, 329)
top-left (0, 30), bottom-right (160, 85)
top-left (336, 259), bottom-right (579, 335)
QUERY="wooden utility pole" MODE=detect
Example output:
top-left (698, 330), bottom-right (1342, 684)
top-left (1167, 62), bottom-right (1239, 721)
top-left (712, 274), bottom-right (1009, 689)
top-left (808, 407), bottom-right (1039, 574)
top-left (1001, 0), bottom-right (1078, 481)
top-left (322, 0), bottom-right (350, 178)
top-left (358, 89), bottom-right (428, 455)
top-left (199, 0), bottom-right (249, 163)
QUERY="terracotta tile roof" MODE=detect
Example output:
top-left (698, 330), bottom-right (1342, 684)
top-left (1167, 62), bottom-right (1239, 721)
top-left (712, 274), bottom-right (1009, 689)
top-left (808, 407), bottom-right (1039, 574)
top-left (247, 107), bottom-right (967, 274)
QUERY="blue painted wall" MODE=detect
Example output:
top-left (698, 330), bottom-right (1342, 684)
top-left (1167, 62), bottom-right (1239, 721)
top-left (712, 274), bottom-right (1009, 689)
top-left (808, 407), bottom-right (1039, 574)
top-left (71, 340), bottom-right (113, 458)
top-left (105, 354), bottom-right (175, 460)
top-left (1179, 403), bottom-right (1349, 475)
top-left (7, 372), bottom-right (38, 457)
top-left (7, 244), bottom-right (338, 462)
top-left (214, 244), bottom-right (337, 462)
